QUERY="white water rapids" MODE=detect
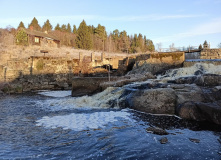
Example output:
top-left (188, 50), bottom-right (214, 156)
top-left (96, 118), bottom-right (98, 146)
top-left (36, 63), bottom-right (221, 131)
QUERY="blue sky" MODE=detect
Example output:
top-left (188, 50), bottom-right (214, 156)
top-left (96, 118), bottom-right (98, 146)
top-left (0, 0), bottom-right (221, 49)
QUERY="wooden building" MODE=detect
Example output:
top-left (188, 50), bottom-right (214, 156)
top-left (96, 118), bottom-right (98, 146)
top-left (16, 28), bottom-right (60, 47)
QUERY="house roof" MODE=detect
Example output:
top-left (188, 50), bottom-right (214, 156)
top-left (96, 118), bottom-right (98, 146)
top-left (22, 28), bottom-right (60, 41)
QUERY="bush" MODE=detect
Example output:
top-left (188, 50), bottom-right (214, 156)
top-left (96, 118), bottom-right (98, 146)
top-left (36, 59), bottom-right (44, 70)
top-left (16, 29), bottom-right (28, 46)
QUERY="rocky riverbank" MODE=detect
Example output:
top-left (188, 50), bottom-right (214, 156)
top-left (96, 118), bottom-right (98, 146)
top-left (103, 63), bottom-right (221, 125)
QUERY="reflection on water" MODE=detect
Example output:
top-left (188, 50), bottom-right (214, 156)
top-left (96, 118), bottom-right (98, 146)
top-left (0, 91), bottom-right (220, 159)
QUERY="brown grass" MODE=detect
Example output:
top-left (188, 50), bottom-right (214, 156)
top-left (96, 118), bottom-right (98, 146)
top-left (0, 43), bottom-right (137, 66)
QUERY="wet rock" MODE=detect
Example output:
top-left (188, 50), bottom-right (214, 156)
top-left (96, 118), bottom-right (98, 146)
top-left (174, 84), bottom-right (205, 105)
top-left (196, 102), bottom-right (221, 125)
top-left (175, 76), bottom-right (197, 84)
top-left (176, 102), bottom-right (207, 122)
top-left (130, 88), bottom-right (176, 114)
top-left (194, 70), bottom-right (204, 75)
top-left (160, 137), bottom-right (168, 144)
top-left (146, 127), bottom-right (169, 135)
top-left (195, 74), bottom-right (221, 86)
top-left (189, 138), bottom-right (200, 143)
top-left (174, 74), bottom-right (221, 86)
top-left (100, 73), bottom-right (156, 90)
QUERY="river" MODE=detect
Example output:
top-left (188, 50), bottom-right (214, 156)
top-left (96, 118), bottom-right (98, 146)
top-left (0, 90), bottom-right (220, 159)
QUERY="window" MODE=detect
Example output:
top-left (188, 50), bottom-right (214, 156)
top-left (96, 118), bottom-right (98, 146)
top-left (35, 37), bottom-right (40, 43)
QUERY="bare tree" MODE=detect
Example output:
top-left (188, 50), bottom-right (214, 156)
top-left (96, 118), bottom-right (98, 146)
top-left (156, 42), bottom-right (162, 52)
top-left (169, 43), bottom-right (176, 52)
top-left (218, 43), bottom-right (221, 48)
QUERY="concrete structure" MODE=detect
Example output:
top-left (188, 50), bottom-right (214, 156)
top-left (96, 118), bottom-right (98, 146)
top-left (184, 48), bottom-right (221, 67)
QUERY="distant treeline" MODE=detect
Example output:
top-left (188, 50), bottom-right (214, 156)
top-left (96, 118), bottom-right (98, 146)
top-left (16, 17), bottom-right (155, 53)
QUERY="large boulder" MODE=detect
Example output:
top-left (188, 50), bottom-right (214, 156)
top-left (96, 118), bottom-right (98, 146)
top-left (172, 84), bottom-right (206, 105)
top-left (128, 88), bottom-right (176, 114)
top-left (174, 74), bottom-right (221, 86)
top-left (176, 102), bottom-right (207, 121)
top-left (196, 102), bottom-right (221, 125)
top-left (195, 74), bottom-right (221, 86)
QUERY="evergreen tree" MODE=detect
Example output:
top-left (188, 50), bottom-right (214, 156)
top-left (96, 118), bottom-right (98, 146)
top-left (75, 20), bottom-right (92, 50)
top-left (55, 24), bottom-right (61, 31)
top-left (28, 17), bottom-right (41, 31)
top-left (61, 24), bottom-right (67, 32)
top-left (203, 40), bottom-right (208, 46)
top-left (112, 29), bottom-right (119, 42)
top-left (42, 19), bottom-right (53, 32)
top-left (138, 33), bottom-right (143, 51)
top-left (16, 28), bottom-right (28, 45)
top-left (130, 34), bottom-right (139, 53)
top-left (94, 24), bottom-right (107, 51)
top-left (88, 25), bottom-right (95, 34)
top-left (17, 21), bottom-right (25, 29)
top-left (146, 39), bottom-right (155, 52)
top-left (203, 40), bottom-right (208, 48)
top-left (119, 30), bottom-right (129, 52)
top-left (67, 23), bottom-right (72, 33)
top-left (73, 25), bottom-right (77, 34)
top-left (198, 44), bottom-right (203, 50)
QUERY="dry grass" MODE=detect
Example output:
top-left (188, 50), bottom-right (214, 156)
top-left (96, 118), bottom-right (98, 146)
top-left (0, 43), bottom-right (136, 66)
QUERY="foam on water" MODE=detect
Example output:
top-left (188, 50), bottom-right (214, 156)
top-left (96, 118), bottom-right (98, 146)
top-left (38, 90), bottom-right (71, 97)
top-left (36, 110), bottom-right (132, 131)
top-left (159, 63), bottom-right (221, 81)
top-left (37, 87), bottom-right (123, 111)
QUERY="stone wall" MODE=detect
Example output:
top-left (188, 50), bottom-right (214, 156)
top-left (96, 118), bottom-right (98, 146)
top-left (183, 59), bottom-right (221, 67)
top-left (0, 53), bottom-right (132, 93)
top-left (200, 49), bottom-right (221, 59)
top-left (129, 52), bottom-right (185, 74)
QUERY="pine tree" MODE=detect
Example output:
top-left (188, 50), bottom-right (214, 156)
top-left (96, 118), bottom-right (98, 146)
top-left (94, 24), bottom-right (107, 51)
top-left (17, 21), bottom-right (25, 29)
top-left (203, 40), bottom-right (208, 48)
top-left (67, 23), bottom-right (72, 33)
top-left (119, 30), bottom-right (129, 52)
top-left (146, 39), bottom-right (155, 52)
top-left (28, 17), bottom-right (41, 31)
top-left (61, 24), bottom-right (67, 32)
top-left (55, 24), bottom-right (61, 31)
top-left (16, 28), bottom-right (28, 45)
top-left (75, 20), bottom-right (92, 50)
top-left (203, 40), bottom-right (208, 46)
top-left (42, 19), bottom-right (53, 32)
top-left (73, 25), bottom-right (77, 34)
top-left (198, 44), bottom-right (203, 50)
top-left (112, 29), bottom-right (119, 42)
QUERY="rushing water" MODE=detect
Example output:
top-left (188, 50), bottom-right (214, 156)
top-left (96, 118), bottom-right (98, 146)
top-left (0, 90), bottom-right (221, 159)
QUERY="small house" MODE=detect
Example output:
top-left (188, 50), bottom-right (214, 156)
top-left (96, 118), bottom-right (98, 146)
top-left (16, 27), bottom-right (60, 47)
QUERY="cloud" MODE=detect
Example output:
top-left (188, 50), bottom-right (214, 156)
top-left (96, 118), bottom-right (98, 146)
top-left (153, 17), bottom-right (221, 43)
top-left (103, 14), bottom-right (204, 22)
top-left (0, 13), bottom-right (204, 28)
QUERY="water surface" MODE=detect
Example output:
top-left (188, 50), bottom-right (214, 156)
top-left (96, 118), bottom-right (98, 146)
top-left (0, 91), bottom-right (220, 159)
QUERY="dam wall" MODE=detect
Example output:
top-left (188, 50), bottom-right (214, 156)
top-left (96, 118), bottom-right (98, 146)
top-left (129, 52), bottom-right (185, 74)
top-left (0, 53), bottom-right (132, 93)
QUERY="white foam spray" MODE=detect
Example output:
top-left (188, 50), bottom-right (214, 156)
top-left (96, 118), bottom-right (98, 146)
top-left (36, 110), bottom-right (132, 131)
top-left (37, 87), bottom-right (123, 111)
top-left (38, 90), bottom-right (72, 97)
top-left (158, 63), bottom-right (221, 81)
